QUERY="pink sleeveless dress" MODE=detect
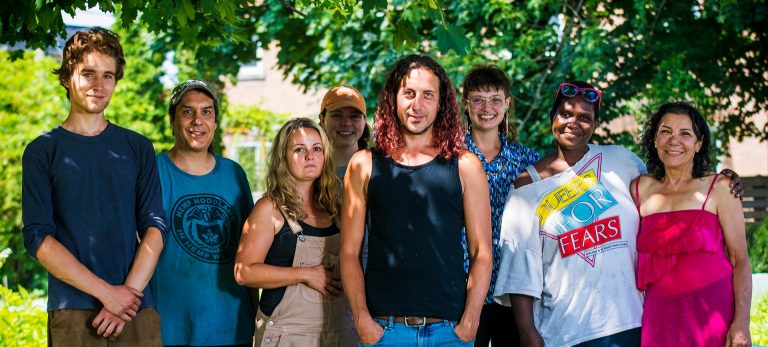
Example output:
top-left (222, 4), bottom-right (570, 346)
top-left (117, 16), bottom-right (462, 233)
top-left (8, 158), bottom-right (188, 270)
top-left (636, 175), bottom-right (734, 346)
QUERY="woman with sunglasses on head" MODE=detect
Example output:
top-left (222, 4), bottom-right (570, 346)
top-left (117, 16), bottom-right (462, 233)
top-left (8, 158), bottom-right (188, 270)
top-left (234, 118), bottom-right (358, 347)
top-left (632, 102), bottom-right (751, 347)
top-left (460, 65), bottom-right (539, 347)
top-left (492, 82), bottom-right (742, 347)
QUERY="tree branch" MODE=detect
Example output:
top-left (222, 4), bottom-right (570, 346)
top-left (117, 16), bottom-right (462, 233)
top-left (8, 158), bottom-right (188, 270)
top-left (649, 0), bottom-right (668, 40)
top-left (277, 0), bottom-right (307, 18)
top-left (519, 0), bottom-right (584, 129)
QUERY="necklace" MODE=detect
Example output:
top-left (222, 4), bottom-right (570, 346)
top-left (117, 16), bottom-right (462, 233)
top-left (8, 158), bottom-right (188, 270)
top-left (486, 156), bottom-right (510, 176)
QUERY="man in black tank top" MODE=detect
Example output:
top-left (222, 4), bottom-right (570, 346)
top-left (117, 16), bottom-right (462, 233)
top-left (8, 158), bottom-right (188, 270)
top-left (340, 55), bottom-right (493, 346)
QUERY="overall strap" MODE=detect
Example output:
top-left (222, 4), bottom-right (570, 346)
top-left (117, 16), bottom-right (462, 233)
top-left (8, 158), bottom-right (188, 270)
top-left (702, 174), bottom-right (719, 210)
top-left (278, 207), bottom-right (303, 234)
top-left (525, 165), bottom-right (541, 182)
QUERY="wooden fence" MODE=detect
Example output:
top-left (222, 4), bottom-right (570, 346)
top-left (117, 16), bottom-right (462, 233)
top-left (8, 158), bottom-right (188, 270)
top-left (744, 176), bottom-right (768, 226)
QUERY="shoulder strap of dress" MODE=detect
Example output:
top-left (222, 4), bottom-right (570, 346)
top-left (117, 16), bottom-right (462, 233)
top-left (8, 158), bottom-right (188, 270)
top-left (525, 165), bottom-right (541, 182)
top-left (702, 174), bottom-right (719, 210)
top-left (634, 176), bottom-right (642, 212)
top-left (278, 207), bottom-right (303, 234)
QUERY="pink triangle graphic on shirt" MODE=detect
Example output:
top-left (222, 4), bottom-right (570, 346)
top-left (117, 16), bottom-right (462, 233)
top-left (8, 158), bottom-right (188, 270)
top-left (539, 152), bottom-right (603, 268)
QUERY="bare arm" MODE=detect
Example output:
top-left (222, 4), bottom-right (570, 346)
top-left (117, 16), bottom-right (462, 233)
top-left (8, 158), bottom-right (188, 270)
top-left (713, 177), bottom-right (751, 347)
top-left (339, 150), bottom-right (381, 344)
top-left (234, 198), bottom-right (338, 295)
top-left (125, 226), bottom-right (164, 292)
top-left (35, 236), bottom-right (142, 320)
top-left (90, 226), bottom-right (165, 337)
top-left (509, 294), bottom-right (544, 346)
top-left (514, 171), bottom-right (533, 189)
top-left (455, 152), bottom-right (492, 342)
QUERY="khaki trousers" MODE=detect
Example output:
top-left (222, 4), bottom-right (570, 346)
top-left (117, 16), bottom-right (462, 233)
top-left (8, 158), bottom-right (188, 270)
top-left (48, 307), bottom-right (161, 347)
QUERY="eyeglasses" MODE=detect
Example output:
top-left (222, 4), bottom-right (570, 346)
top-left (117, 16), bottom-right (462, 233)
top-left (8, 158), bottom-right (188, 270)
top-left (557, 83), bottom-right (602, 106)
top-left (465, 96), bottom-right (507, 109)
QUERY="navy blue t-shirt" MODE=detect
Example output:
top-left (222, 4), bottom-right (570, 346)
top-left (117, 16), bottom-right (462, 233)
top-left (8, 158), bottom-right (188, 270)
top-left (22, 123), bottom-right (167, 311)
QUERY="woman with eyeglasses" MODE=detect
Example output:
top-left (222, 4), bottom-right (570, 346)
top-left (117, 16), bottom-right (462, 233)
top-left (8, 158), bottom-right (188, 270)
top-left (459, 65), bottom-right (539, 347)
top-left (632, 102), bottom-right (751, 347)
top-left (493, 82), bottom-right (742, 347)
top-left (234, 118), bottom-right (358, 346)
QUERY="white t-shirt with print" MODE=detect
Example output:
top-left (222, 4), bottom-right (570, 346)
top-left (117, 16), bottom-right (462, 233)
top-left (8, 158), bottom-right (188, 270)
top-left (494, 144), bottom-right (646, 347)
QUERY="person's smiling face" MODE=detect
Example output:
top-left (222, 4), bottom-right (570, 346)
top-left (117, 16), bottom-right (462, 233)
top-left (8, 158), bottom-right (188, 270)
top-left (552, 97), bottom-right (597, 150)
top-left (64, 52), bottom-right (117, 117)
top-left (654, 112), bottom-right (702, 170)
top-left (464, 88), bottom-right (509, 134)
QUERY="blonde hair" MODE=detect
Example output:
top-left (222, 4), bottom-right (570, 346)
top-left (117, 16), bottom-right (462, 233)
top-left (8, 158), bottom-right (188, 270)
top-left (265, 117), bottom-right (341, 222)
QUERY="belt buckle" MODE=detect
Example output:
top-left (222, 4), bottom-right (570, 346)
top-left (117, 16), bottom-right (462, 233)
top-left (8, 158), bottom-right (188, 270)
top-left (404, 316), bottom-right (426, 327)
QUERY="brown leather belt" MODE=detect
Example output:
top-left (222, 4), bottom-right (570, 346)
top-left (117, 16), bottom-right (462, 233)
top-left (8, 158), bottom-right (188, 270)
top-left (375, 316), bottom-right (444, 327)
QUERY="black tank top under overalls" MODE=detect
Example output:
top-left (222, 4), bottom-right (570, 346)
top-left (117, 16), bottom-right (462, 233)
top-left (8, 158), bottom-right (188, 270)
top-left (260, 220), bottom-right (338, 316)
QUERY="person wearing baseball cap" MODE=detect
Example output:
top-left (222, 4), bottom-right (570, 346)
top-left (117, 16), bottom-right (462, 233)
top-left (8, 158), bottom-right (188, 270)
top-left (167, 80), bottom-right (219, 153)
top-left (151, 80), bottom-right (256, 346)
top-left (319, 85), bottom-right (370, 179)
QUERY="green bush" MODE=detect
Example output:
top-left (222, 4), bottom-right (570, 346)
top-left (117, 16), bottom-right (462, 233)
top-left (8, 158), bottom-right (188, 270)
top-left (748, 218), bottom-right (768, 273)
top-left (0, 285), bottom-right (47, 347)
top-left (752, 294), bottom-right (768, 345)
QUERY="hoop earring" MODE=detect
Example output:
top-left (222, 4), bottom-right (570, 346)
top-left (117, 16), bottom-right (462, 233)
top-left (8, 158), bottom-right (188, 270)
top-left (504, 109), bottom-right (510, 136)
top-left (465, 110), bottom-right (472, 133)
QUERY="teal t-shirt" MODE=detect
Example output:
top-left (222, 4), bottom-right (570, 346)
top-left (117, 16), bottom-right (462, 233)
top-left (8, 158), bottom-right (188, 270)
top-left (152, 152), bottom-right (255, 346)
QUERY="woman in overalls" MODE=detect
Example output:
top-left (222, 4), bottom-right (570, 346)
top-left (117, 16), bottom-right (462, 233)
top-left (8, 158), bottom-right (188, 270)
top-left (235, 117), bottom-right (358, 346)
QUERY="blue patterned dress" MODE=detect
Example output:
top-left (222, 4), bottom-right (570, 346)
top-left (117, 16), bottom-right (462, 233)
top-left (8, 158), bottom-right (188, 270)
top-left (463, 133), bottom-right (539, 303)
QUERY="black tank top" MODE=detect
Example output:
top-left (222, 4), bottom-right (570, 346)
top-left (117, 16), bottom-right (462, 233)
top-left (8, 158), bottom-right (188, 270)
top-left (260, 220), bottom-right (338, 316)
top-left (365, 150), bottom-right (466, 321)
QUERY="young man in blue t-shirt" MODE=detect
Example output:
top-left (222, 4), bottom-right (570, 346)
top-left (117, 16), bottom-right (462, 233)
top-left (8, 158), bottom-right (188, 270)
top-left (22, 27), bottom-right (167, 346)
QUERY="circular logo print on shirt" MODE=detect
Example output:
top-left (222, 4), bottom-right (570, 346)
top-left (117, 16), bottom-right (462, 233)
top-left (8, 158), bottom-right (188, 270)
top-left (170, 194), bottom-right (238, 263)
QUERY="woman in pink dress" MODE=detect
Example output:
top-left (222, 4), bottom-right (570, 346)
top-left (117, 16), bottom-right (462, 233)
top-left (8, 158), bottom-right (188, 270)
top-left (631, 102), bottom-right (752, 347)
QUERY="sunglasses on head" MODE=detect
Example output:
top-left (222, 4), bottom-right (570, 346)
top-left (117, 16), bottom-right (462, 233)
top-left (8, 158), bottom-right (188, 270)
top-left (557, 82), bottom-right (602, 106)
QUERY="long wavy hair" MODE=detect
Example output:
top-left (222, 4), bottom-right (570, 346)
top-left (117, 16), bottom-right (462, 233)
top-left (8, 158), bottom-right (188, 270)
top-left (374, 54), bottom-right (464, 159)
top-left (641, 102), bottom-right (712, 180)
top-left (265, 118), bottom-right (341, 222)
top-left (462, 64), bottom-right (517, 140)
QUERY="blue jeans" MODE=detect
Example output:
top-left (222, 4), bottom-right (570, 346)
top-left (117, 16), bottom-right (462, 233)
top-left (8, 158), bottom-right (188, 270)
top-left (360, 316), bottom-right (474, 347)
top-left (573, 327), bottom-right (641, 347)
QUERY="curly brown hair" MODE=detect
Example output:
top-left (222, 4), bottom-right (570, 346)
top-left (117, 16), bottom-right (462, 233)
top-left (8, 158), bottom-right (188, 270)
top-left (374, 55), bottom-right (464, 159)
top-left (53, 27), bottom-right (126, 99)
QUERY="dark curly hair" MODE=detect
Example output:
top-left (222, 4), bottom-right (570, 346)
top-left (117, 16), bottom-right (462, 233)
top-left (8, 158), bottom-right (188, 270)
top-left (641, 102), bottom-right (712, 179)
top-left (358, 123), bottom-right (371, 150)
top-left (549, 80), bottom-right (601, 124)
top-left (53, 27), bottom-right (126, 99)
top-left (461, 64), bottom-right (517, 140)
top-left (374, 55), bottom-right (464, 159)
